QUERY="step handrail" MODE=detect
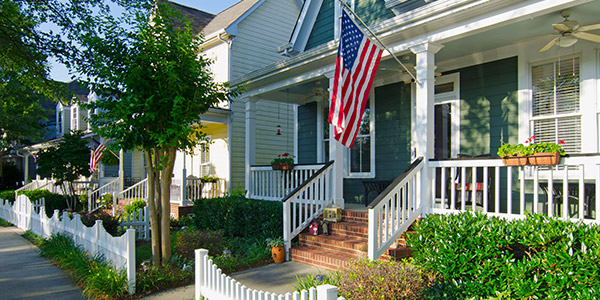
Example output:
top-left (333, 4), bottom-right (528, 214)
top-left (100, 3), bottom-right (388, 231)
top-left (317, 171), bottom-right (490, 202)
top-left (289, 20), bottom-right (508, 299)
top-left (88, 178), bottom-right (121, 212)
top-left (117, 178), bottom-right (148, 201)
top-left (367, 157), bottom-right (424, 260)
top-left (282, 160), bottom-right (335, 260)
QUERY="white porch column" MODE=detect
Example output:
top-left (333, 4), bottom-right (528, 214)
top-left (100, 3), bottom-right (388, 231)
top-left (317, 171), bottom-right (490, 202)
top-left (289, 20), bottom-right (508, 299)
top-left (410, 42), bottom-right (443, 215)
top-left (119, 149), bottom-right (124, 191)
top-left (24, 154), bottom-right (30, 184)
top-left (181, 152), bottom-right (187, 205)
top-left (327, 75), bottom-right (344, 208)
top-left (244, 97), bottom-right (258, 195)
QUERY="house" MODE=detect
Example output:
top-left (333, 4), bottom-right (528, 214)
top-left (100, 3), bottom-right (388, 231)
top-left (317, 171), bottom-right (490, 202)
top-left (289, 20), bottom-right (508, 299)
top-left (231, 0), bottom-right (600, 268)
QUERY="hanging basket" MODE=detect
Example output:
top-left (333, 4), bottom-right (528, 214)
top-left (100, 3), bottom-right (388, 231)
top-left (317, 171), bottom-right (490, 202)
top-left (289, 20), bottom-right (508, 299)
top-left (501, 155), bottom-right (528, 166)
top-left (528, 152), bottom-right (561, 166)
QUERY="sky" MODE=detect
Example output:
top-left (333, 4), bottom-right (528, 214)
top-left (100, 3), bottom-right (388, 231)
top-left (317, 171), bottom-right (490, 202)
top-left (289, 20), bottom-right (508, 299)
top-left (48, 0), bottom-right (240, 82)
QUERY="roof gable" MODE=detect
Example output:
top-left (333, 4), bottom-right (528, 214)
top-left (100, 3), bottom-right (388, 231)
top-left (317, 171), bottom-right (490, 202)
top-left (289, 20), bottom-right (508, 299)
top-left (167, 1), bottom-right (215, 35)
top-left (202, 0), bottom-right (263, 36)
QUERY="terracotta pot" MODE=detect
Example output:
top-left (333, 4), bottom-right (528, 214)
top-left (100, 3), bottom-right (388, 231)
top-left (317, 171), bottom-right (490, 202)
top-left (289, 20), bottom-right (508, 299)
top-left (280, 162), bottom-right (294, 170)
top-left (271, 163), bottom-right (282, 170)
top-left (271, 246), bottom-right (285, 263)
top-left (501, 155), bottom-right (528, 166)
top-left (528, 152), bottom-right (560, 165)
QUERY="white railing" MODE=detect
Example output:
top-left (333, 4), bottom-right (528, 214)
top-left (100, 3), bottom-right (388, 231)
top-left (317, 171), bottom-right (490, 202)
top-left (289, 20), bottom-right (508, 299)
top-left (186, 178), bottom-right (226, 201)
top-left (0, 195), bottom-right (135, 294)
top-left (120, 206), bottom-right (149, 240)
top-left (117, 178), bottom-right (148, 204)
top-left (194, 249), bottom-right (345, 300)
top-left (72, 181), bottom-right (99, 196)
top-left (15, 179), bottom-right (54, 198)
top-left (89, 178), bottom-right (121, 212)
top-left (283, 161), bottom-right (335, 258)
top-left (428, 154), bottom-right (600, 223)
top-left (367, 158), bottom-right (424, 260)
top-left (249, 164), bottom-right (327, 201)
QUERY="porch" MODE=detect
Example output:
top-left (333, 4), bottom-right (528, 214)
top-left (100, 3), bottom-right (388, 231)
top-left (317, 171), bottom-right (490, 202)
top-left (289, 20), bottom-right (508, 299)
top-left (248, 154), bottom-right (600, 263)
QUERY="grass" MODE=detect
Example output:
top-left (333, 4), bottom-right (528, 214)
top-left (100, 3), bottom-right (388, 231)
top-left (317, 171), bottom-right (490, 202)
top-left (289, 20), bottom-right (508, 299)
top-left (0, 218), bottom-right (11, 227)
top-left (21, 230), bottom-right (45, 246)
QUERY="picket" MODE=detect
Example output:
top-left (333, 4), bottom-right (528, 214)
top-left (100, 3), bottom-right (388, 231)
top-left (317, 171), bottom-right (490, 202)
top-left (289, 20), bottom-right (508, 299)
top-left (119, 206), bottom-right (149, 240)
top-left (0, 195), bottom-right (136, 294)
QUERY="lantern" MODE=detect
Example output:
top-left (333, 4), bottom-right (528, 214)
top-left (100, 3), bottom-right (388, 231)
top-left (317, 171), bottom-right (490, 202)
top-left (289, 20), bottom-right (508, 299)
top-left (323, 204), bottom-right (342, 222)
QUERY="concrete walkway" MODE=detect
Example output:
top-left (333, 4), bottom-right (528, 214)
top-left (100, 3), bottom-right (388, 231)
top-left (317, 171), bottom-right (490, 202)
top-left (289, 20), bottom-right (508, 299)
top-left (142, 261), bottom-right (324, 300)
top-left (0, 226), bottom-right (84, 300)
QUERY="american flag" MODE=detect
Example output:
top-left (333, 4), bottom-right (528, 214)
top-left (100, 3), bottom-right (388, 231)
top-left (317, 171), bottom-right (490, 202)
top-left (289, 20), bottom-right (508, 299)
top-left (328, 9), bottom-right (382, 148)
top-left (89, 143), bottom-right (106, 173)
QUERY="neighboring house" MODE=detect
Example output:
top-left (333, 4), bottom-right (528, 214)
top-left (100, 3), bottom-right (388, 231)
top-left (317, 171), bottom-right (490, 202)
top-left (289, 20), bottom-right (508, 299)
top-left (232, 0), bottom-right (600, 267)
top-left (171, 0), bottom-right (302, 196)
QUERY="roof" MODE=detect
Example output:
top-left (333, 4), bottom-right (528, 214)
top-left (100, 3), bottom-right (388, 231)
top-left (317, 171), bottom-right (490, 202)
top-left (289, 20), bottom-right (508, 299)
top-left (167, 1), bottom-right (215, 35)
top-left (202, 0), bottom-right (262, 36)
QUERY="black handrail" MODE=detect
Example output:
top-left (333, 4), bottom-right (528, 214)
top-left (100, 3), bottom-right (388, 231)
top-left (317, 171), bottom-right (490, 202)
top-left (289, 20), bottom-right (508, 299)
top-left (367, 157), bottom-right (424, 209)
top-left (282, 160), bottom-right (335, 203)
top-left (250, 162), bottom-right (328, 168)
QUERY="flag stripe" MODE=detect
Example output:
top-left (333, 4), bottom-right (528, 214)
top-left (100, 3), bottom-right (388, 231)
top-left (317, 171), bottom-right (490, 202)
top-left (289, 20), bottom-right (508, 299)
top-left (89, 143), bottom-right (106, 173)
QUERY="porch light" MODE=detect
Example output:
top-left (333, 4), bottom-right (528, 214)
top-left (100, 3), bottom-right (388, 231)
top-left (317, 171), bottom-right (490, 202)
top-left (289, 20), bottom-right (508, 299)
top-left (557, 35), bottom-right (577, 47)
top-left (276, 124), bottom-right (281, 135)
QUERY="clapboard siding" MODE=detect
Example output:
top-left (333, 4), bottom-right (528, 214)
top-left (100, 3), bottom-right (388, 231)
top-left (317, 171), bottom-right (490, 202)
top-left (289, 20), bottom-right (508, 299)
top-left (230, 0), bottom-right (300, 80)
top-left (305, 0), bottom-right (334, 50)
top-left (355, 0), bottom-right (395, 26)
top-left (297, 102), bottom-right (318, 164)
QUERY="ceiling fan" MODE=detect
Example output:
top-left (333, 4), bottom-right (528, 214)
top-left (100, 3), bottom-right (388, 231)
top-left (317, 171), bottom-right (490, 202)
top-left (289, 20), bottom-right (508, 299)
top-left (300, 87), bottom-right (329, 103)
top-left (539, 11), bottom-right (600, 52)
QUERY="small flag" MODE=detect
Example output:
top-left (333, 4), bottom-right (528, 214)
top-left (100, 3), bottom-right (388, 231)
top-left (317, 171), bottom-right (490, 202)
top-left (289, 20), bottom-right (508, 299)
top-left (329, 9), bottom-right (382, 148)
top-left (32, 153), bottom-right (38, 163)
top-left (89, 143), bottom-right (106, 173)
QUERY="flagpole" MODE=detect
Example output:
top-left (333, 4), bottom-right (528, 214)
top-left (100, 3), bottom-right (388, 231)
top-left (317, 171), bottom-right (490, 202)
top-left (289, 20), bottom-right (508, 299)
top-left (337, 0), bottom-right (420, 84)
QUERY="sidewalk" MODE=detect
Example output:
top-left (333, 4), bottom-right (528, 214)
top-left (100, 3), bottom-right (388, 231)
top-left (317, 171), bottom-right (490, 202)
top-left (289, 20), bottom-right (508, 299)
top-left (142, 261), bottom-right (324, 300)
top-left (0, 226), bottom-right (84, 300)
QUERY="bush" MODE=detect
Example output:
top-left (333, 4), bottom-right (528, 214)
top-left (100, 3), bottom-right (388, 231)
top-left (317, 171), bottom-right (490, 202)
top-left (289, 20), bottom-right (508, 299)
top-left (170, 215), bottom-right (194, 229)
top-left (408, 212), bottom-right (600, 299)
top-left (136, 262), bottom-right (193, 295)
top-left (80, 210), bottom-right (122, 237)
top-left (18, 189), bottom-right (69, 217)
top-left (0, 163), bottom-right (22, 191)
top-left (337, 260), bottom-right (426, 300)
top-left (174, 229), bottom-right (224, 261)
top-left (0, 190), bottom-right (15, 202)
top-left (123, 199), bottom-right (146, 216)
top-left (192, 195), bottom-right (282, 240)
top-left (294, 272), bottom-right (341, 292)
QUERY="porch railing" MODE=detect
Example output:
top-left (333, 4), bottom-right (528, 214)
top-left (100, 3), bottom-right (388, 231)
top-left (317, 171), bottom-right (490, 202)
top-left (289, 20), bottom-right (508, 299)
top-left (367, 157), bottom-right (424, 260)
top-left (429, 154), bottom-right (600, 223)
top-left (117, 178), bottom-right (148, 205)
top-left (88, 178), bottom-right (121, 212)
top-left (249, 164), bottom-right (327, 201)
top-left (186, 178), bottom-right (226, 201)
top-left (15, 179), bottom-right (52, 198)
top-left (283, 161), bottom-right (335, 259)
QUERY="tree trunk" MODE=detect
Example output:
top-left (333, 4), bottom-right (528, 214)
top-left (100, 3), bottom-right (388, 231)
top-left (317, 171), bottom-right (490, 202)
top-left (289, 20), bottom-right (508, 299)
top-left (145, 150), bottom-right (161, 266)
top-left (159, 147), bottom-right (176, 265)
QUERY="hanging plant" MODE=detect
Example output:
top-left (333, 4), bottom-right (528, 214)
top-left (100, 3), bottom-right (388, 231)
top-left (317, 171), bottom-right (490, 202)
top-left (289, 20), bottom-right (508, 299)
top-left (100, 150), bottom-right (119, 166)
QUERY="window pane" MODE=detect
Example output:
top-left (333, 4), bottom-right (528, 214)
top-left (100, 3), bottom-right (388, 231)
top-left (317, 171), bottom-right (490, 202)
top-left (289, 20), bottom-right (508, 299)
top-left (351, 136), bottom-right (370, 173)
top-left (359, 101), bottom-right (370, 135)
top-left (322, 105), bottom-right (330, 140)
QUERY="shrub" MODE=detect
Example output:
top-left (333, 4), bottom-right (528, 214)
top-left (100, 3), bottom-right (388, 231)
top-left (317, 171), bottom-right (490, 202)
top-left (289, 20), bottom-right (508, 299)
top-left (80, 210), bottom-right (122, 237)
top-left (170, 215), bottom-right (194, 229)
top-left (0, 163), bottom-right (22, 191)
top-left (0, 190), bottom-right (15, 202)
top-left (19, 189), bottom-right (69, 217)
top-left (294, 272), bottom-right (341, 292)
top-left (407, 212), bottom-right (600, 299)
top-left (123, 199), bottom-right (146, 216)
top-left (174, 229), bottom-right (224, 261)
top-left (192, 195), bottom-right (282, 240)
top-left (136, 263), bottom-right (193, 295)
top-left (212, 237), bottom-right (271, 274)
top-left (337, 259), bottom-right (426, 300)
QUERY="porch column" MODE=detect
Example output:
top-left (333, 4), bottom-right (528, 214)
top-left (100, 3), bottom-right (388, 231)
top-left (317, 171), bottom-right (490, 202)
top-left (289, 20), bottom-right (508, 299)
top-left (119, 149), bottom-right (124, 191)
top-left (244, 97), bottom-right (258, 195)
top-left (327, 75), bottom-right (344, 208)
top-left (410, 42), bottom-right (443, 215)
top-left (181, 152), bottom-right (187, 205)
top-left (24, 154), bottom-right (30, 184)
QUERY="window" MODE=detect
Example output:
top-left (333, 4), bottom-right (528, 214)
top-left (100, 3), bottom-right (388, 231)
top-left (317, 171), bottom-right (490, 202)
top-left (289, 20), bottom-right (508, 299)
top-left (199, 143), bottom-right (211, 177)
top-left (531, 57), bottom-right (581, 153)
top-left (322, 105), bottom-right (330, 162)
top-left (71, 106), bottom-right (78, 131)
top-left (57, 110), bottom-right (62, 135)
top-left (348, 99), bottom-right (374, 177)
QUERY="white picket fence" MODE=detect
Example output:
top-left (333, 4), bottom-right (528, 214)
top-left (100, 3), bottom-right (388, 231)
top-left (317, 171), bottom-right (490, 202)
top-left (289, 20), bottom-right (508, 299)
top-left (194, 249), bottom-right (345, 300)
top-left (0, 195), bottom-right (136, 294)
top-left (120, 206), bottom-right (149, 240)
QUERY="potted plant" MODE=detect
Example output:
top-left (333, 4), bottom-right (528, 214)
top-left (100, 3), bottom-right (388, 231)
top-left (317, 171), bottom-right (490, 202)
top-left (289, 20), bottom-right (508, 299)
top-left (497, 142), bottom-right (528, 166)
top-left (270, 153), bottom-right (295, 170)
top-left (526, 137), bottom-right (565, 165)
top-left (267, 237), bottom-right (285, 264)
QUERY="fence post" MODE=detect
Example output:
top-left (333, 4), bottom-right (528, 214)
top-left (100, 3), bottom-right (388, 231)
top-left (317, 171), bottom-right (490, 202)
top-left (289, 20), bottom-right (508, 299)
top-left (283, 200), bottom-right (291, 261)
top-left (94, 220), bottom-right (102, 256)
top-left (112, 192), bottom-right (117, 216)
top-left (317, 285), bottom-right (338, 300)
top-left (126, 228), bottom-right (136, 295)
top-left (195, 249), bottom-right (209, 300)
top-left (87, 189), bottom-right (91, 213)
top-left (143, 206), bottom-right (149, 240)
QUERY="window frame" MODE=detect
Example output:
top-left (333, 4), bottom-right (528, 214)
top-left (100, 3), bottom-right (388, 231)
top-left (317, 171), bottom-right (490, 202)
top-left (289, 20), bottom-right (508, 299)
top-left (345, 92), bottom-right (376, 179)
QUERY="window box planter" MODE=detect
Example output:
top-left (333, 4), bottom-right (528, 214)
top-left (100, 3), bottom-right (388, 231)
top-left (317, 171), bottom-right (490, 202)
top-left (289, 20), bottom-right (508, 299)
top-left (501, 155), bottom-right (528, 166)
top-left (528, 152), bottom-right (560, 166)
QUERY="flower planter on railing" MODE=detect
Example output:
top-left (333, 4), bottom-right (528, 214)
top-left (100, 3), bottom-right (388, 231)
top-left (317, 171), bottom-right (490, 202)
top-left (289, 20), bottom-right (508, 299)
top-left (528, 152), bottom-right (561, 165)
top-left (501, 155), bottom-right (528, 166)
top-left (271, 162), bottom-right (294, 170)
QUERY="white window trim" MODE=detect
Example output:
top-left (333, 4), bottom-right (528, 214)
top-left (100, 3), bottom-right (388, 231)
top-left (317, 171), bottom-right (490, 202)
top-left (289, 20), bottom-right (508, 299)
top-left (434, 73), bottom-right (461, 158)
top-left (345, 90), bottom-right (376, 179)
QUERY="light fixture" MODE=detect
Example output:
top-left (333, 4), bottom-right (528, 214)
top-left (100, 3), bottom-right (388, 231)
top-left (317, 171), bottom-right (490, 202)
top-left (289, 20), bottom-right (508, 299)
top-left (557, 35), bottom-right (577, 47)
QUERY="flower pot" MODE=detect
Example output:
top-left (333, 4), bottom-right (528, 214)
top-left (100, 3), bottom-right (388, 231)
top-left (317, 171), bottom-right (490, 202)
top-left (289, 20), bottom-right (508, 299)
top-left (528, 152), bottom-right (560, 166)
top-left (271, 163), bottom-right (282, 170)
top-left (280, 162), bottom-right (294, 170)
top-left (271, 246), bottom-right (285, 263)
top-left (501, 155), bottom-right (528, 166)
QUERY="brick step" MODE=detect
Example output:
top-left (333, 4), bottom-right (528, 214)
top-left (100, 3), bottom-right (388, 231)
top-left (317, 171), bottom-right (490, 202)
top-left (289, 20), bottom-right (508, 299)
top-left (298, 233), bottom-right (367, 255)
top-left (290, 245), bottom-right (365, 271)
top-left (327, 221), bottom-right (368, 238)
top-left (387, 246), bottom-right (414, 260)
top-left (341, 210), bottom-right (368, 223)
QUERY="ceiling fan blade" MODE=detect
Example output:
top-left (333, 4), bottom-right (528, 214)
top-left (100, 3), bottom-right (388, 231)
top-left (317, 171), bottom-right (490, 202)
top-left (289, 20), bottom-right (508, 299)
top-left (539, 37), bottom-right (559, 52)
top-left (578, 23), bottom-right (600, 32)
top-left (572, 31), bottom-right (600, 43)
top-left (552, 23), bottom-right (570, 32)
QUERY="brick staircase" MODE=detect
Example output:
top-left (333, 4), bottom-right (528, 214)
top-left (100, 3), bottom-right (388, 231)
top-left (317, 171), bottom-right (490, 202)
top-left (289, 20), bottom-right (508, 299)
top-left (290, 210), bottom-right (414, 271)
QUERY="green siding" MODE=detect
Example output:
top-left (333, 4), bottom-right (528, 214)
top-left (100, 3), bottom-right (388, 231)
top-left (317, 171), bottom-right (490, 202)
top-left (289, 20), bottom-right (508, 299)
top-left (344, 82), bottom-right (412, 204)
top-left (297, 102), bottom-right (318, 164)
top-left (355, 0), bottom-right (395, 26)
top-left (448, 57), bottom-right (519, 156)
top-left (306, 0), bottom-right (334, 50)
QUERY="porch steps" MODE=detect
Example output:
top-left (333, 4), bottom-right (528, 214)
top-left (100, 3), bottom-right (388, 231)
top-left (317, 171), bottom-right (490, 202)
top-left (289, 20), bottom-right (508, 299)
top-left (290, 210), bottom-right (415, 271)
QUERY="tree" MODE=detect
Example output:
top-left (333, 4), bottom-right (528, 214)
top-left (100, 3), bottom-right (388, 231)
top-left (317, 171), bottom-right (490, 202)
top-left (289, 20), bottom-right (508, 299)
top-left (36, 131), bottom-right (91, 210)
top-left (80, 2), bottom-right (237, 265)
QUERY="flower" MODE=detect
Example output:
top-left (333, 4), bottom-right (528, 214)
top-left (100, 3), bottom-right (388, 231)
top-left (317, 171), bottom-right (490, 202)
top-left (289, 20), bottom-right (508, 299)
top-left (271, 153), bottom-right (295, 165)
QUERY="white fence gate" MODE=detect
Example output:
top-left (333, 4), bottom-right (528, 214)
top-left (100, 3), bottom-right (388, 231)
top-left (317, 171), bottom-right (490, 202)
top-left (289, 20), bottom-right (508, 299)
top-left (0, 195), bottom-right (136, 294)
top-left (195, 249), bottom-right (345, 300)
top-left (120, 206), bottom-right (149, 240)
